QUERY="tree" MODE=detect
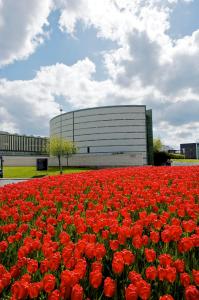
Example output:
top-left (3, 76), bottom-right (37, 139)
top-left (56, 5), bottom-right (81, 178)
top-left (153, 138), bottom-right (163, 152)
top-left (49, 136), bottom-right (77, 174)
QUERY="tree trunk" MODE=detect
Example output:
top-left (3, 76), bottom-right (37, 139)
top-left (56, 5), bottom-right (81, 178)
top-left (58, 154), bottom-right (61, 169)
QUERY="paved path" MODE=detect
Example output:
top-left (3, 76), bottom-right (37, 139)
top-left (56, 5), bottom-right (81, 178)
top-left (172, 161), bottom-right (199, 166)
top-left (0, 179), bottom-right (28, 187)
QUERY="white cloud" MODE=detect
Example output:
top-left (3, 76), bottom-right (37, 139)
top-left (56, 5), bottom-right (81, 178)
top-left (1, 55), bottom-right (198, 147)
top-left (0, 0), bottom-right (199, 148)
top-left (0, 0), bottom-right (194, 66)
top-left (56, 0), bottom-right (145, 42)
top-left (0, 59), bottom-right (114, 135)
top-left (55, 0), bottom-right (191, 43)
top-left (105, 28), bottom-right (199, 95)
top-left (0, 0), bottom-right (52, 66)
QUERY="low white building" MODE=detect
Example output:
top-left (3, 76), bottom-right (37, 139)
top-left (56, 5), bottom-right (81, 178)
top-left (0, 131), bottom-right (48, 156)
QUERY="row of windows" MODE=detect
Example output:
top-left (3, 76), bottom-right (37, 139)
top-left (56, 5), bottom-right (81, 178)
top-left (0, 134), bottom-right (48, 153)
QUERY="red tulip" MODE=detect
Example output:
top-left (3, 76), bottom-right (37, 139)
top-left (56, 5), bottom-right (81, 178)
top-left (71, 284), bottom-right (83, 300)
top-left (185, 285), bottom-right (199, 300)
top-left (192, 270), bottom-right (199, 286)
top-left (104, 277), bottom-right (116, 297)
top-left (180, 273), bottom-right (191, 287)
top-left (125, 284), bottom-right (138, 300)
top-left (43, 274), bottom-right (56, 293)
top-left (159, 295), bottom-right (174, 300)
top-left (145, 248), bottom-right (156, 263)
top-left (89, 271), bottom-right (102, 289)
top-left (145, 266), bottom-right (157, 281)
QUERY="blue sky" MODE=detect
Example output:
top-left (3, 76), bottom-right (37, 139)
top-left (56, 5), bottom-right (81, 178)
top-left (0, 0), bottom-right (199, 147)
top-left (0, 11), bottom-right (117, 81)
top-left (169, 0), bottom-right (199, 38)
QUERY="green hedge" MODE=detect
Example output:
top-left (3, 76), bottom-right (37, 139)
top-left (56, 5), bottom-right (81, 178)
top-left (169, 153), bottom-right (185, 159)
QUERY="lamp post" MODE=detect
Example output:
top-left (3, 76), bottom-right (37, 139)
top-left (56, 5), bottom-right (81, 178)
top-left (0, 142), bottom-right (8, 178)
top-left (0, 156), bottom-right (3, 178)
top-left (60, 106), bottom-right (63, 175)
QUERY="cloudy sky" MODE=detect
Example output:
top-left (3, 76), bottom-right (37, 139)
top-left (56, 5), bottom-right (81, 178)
top-left (0, 0), bottom-right (199, 148)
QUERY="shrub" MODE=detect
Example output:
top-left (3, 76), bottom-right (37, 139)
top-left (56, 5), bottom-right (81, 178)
top-left (169, 153), bottom-right (185, 159)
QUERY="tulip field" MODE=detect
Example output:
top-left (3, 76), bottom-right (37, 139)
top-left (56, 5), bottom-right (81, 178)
top-left (0, 166), bottom-right (199, 300)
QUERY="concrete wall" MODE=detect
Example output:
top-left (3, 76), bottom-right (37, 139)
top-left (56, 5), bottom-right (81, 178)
top-left (2, 153), bottom-right (144, 167)
top-left (2, 156), bottom-right (49, 167)
top-left (50, 105), bottom-right (147, 165)
top-left (51, 153), bottom-right (144, 167)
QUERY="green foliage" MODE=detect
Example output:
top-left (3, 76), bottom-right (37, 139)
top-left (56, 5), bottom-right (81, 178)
top-left (48, 136), bottom-right (77, 157)
top-left (169, 153), bottom-right (185, 159)
top-left (153, 138), bottom-right (163, 152)
top-left (173, 159), bottom-right (199, 162)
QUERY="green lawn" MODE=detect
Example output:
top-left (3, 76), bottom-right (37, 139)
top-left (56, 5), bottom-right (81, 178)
top-left (173, 159), bottom-right (199, 163)
top-left (3, 166), bottom-right (92, 178)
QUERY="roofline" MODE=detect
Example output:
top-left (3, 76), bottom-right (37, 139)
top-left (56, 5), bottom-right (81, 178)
top-left (50, 104), bottom-right (147, 122)
top-left (0, 132), bottom-right (48, 139)
top-left (180, 143), bottom-right (198, 145)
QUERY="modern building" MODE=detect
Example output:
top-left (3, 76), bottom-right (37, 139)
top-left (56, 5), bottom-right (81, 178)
top-left (50, 105), bottom-right (153, 166)
top-left (180, 143), bottom-right (199, 159)
top-left (0, 131), bottom-right (48, 156)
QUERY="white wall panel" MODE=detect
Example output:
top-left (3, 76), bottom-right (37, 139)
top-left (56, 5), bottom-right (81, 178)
top-left (74, 120), bottom-right (146, 129)
top-left (91, 145), bottom-right (147, 152)
top-left (76, 139), bottom-right (146, 147)
top-left (54, 120), bottom-right (73, 127)
top-left (74, 132), bottom-right (146, 141)
top-left (51, 132), bottom-right (73, 140)
top-left (75, 106), bottom-right (145, 116)
top-left (3, 153), bottom-right (147, 167)
top-left (75, 126), bottom-right (145, 136)
top-left (61, 115), bottom-right (73, 122)
top-left (74, 113), bottom-right (145, 123)
top-left (51, 127), bottom-right (72, 135)
top-left (53, 114), bottom-right (73, 124)
top-left (67, 153), bottom-right (146, 166)
top-left (52, 129), bottom-right (73, 135)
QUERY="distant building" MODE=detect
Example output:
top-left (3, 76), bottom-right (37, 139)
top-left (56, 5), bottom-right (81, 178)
top-left (161, 145), bottom-right (173, 152)
top-left (160, 145), bottom-right (180, 154)
top-left (50, 105), bottom-right (153, 166)
top-left (180, 143), bottom-right (199, 159)
top-left (0, 131), bottom-right (48, 156)
top-left (168, 149), bottom-right (180, 154)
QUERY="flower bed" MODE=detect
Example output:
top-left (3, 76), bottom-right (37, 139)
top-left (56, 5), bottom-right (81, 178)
top-left (0, 166), bottom-right (199, 300)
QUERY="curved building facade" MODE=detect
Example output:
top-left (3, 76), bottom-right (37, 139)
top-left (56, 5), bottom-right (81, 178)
top-left (50, 105), bottom-right (153, 165)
